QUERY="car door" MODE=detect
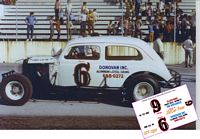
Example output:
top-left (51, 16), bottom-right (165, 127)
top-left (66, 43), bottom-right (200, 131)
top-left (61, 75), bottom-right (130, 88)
top-left (57, 44), bottom-right (103, 87)
top-left (102, 44), bottom-right (144, 87)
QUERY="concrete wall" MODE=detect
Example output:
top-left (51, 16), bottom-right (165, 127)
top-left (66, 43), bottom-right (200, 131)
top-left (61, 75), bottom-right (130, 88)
top-left (0, 41), bottom-right (192, 65)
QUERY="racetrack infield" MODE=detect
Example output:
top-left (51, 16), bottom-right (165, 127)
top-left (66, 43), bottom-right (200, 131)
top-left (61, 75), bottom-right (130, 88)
top-left (0, 116), bottom-right (196, 130)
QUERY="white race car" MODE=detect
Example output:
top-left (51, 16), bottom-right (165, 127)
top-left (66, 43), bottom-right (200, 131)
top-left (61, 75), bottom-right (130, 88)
top-left (0, 36), bottom-right (181, 105)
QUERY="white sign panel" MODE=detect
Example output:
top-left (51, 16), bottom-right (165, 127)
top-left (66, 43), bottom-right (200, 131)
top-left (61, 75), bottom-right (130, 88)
top-left (132, 85), bottom-right (198, 139)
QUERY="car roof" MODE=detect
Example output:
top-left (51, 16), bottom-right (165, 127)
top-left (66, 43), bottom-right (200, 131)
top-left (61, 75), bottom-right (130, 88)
top-left (66, 36), bottom-right (148, 48)
top-left (62, 36), bottom-right (161, 61)
top-left (64, 36), bottom-right (158, 58)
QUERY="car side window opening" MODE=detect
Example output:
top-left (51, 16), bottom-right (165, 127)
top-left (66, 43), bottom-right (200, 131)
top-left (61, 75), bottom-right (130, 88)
top-left (65, 45), bottom-right (100, 60)
top-left (105, 45), bottom-right (142, 60)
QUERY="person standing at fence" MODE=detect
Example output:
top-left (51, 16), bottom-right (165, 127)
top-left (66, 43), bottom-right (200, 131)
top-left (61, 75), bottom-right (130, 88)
top-left (25, 12), bottom-right (36, 41)
top-left (54, 0), bottom-right (61, 20)
top-left (182, 37), bottom-right (194, 68)
top-left (153, 34), bottom-right (164, 59)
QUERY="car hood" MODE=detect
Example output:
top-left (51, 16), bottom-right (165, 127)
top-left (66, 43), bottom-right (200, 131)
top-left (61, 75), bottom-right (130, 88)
top-left (27, 56), bottom-right (57, 64)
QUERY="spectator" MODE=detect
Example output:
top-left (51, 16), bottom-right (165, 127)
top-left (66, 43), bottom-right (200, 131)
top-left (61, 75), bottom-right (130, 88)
top-left (181, 14), bottom-right (189, 41)
top-left (176, 20), bottom-right (182, 42)
top-left (154, 2), bottom-right (161, 16)
top-left (107, 20), bottom-right (113, 35)
top-left (176, 5), bottom-right (183, 15)
top-left (87, 10), bottom-right (95, 35)
top-left (124, 17), bottom-right (129, 36)
top-left (185, 16), bottom-right (191, 38)
top-left (135, 17), bottom-right (142, 39)
top-left (54, 18), bottom-right (61, 40)
top-left (116, 20), bottom-right (122, 35)
top-left (146, 2), bottom-right (153, 23)
top-left (153, 20), bottom-right (160, 39)
top-left (158, 0), bottom-right (165, 13)
top-left (93, 8), bottom-right (99, 31)
top-left (182, 37), bottom-right (193, 68)
top-left (112, 21), bottom-right (118, 35)
top-left (93, 9), bottom-right (99, 23)
top-left (65, 0), bottom-right (72, 16)
top-left (80, 11), bottom-right (87, 37)
top-left (65, 20), bottom-right (74, 40)
top-left (191, 10), bottom-right (196, 42)
top-left (59, 8), bottom-right (64, 24)
top-left (81, 2), bottom-right (88, 14)
top-left (164, 20), bottom-right (173, 42)
top-left (153, 34), bottom-right (164, 59)
top-left (54, 0), bottom-right (61, 19)
top-left (141, 2), bottom-right (147, 16)
top-left (165, 2), bottom-right (171, 17)
top-left (25, 12), bottom-right (36, 41)
top-left (148, 21), bottom-right (154, 42)
top-left (131, 20), bottom-right (136, 37)
top-left (135, 0), bottom-right (142, 17)
top-left (118, 0), bottom-right (123, 8)
top-left (125, 0), bottom-right (131, 18)
top-left (49, 16), bottom-right (54, 40)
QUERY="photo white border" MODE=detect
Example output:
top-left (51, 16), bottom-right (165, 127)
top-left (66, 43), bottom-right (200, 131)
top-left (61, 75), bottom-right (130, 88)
top-left (196, 0), bottom-right (200, 130)
top-left (1, 0), bottom-right (200, 138)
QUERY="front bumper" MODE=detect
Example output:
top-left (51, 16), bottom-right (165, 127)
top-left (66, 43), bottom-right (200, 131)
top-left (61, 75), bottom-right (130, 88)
top-left (161, 68), bottom-right (181, 88)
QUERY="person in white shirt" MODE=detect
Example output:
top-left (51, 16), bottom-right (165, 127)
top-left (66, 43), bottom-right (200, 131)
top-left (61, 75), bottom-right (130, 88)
top-left (65, 0), bottom-right (72, 15)
top-left (182, 38), bottom-right (194, 68)
top-left (153, 34), bottom-right (164, 59)
top-left (80, 11), bottom-right (87, 37)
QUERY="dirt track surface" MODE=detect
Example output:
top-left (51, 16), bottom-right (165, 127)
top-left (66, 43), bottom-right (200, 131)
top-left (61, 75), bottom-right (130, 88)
top-left (0, 116), bottom-right (195, 130)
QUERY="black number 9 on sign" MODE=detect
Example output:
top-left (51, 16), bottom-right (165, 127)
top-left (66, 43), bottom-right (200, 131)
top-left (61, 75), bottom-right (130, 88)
top-left (150, 99), bottom-right (161, 113)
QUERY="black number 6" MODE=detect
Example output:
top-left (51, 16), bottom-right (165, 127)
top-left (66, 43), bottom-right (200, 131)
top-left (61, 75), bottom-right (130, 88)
top-left (158, 117), bottom-right (169, 131)
top-left (74, 63), bottom-right (91, 86)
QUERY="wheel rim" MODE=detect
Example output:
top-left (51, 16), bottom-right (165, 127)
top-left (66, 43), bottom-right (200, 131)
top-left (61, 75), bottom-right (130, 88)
top-left (5, 81), bottom-right (25, 101)
top-left (133, 82), bottom-right (154, 100)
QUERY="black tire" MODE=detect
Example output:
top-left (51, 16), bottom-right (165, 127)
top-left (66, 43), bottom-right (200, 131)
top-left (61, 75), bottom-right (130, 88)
top-left (0, 74), bottom-right (32, 106)
top-left (126, 74), bottom-right (160, 102)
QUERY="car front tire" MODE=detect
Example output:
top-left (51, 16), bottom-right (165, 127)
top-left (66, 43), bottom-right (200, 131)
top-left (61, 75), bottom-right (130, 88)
top-left (0, 74), bottom-right (32, 106)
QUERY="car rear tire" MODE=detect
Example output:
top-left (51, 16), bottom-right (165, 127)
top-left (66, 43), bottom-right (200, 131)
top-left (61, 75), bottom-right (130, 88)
top-left (0, 74), bottom-right (32, 106)
top-left (126, 75), bottom-right (160, 102)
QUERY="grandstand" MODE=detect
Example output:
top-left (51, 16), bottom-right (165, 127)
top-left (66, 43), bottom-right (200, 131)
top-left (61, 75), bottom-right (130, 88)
top-left (0, 0), bottom-right (196, 41)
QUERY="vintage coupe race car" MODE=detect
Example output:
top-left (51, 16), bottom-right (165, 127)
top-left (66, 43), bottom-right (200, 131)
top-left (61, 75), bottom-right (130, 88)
top-left (0, 36), bottom-right (181, 105)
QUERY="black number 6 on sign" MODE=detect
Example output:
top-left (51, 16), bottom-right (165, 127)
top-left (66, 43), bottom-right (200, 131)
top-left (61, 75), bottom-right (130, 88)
top-left (185, 100), bottom-right (193, 106)
top-left (158, 117), bottom-right (169, 131)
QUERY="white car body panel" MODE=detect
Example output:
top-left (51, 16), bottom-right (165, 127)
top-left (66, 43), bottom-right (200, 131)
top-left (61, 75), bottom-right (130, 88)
top-left (54, 36), bottom-right (172, 87)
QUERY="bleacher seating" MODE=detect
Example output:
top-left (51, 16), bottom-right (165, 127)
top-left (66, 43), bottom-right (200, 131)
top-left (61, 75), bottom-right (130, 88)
top-left (0, 0), bottom-right (196, 41)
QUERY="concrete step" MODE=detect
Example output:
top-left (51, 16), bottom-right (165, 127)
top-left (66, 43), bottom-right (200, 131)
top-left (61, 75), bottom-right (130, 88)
top-left (17, 0), bottom-right (105, 3)
top-left (15, 3), bottom-right (110, 6)
top-left (5, 5), bottom-right (122, 10)
top-left (4, 12), bottom-right (123, 16)
top-left (0, 16), bottom-right (117, 20)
